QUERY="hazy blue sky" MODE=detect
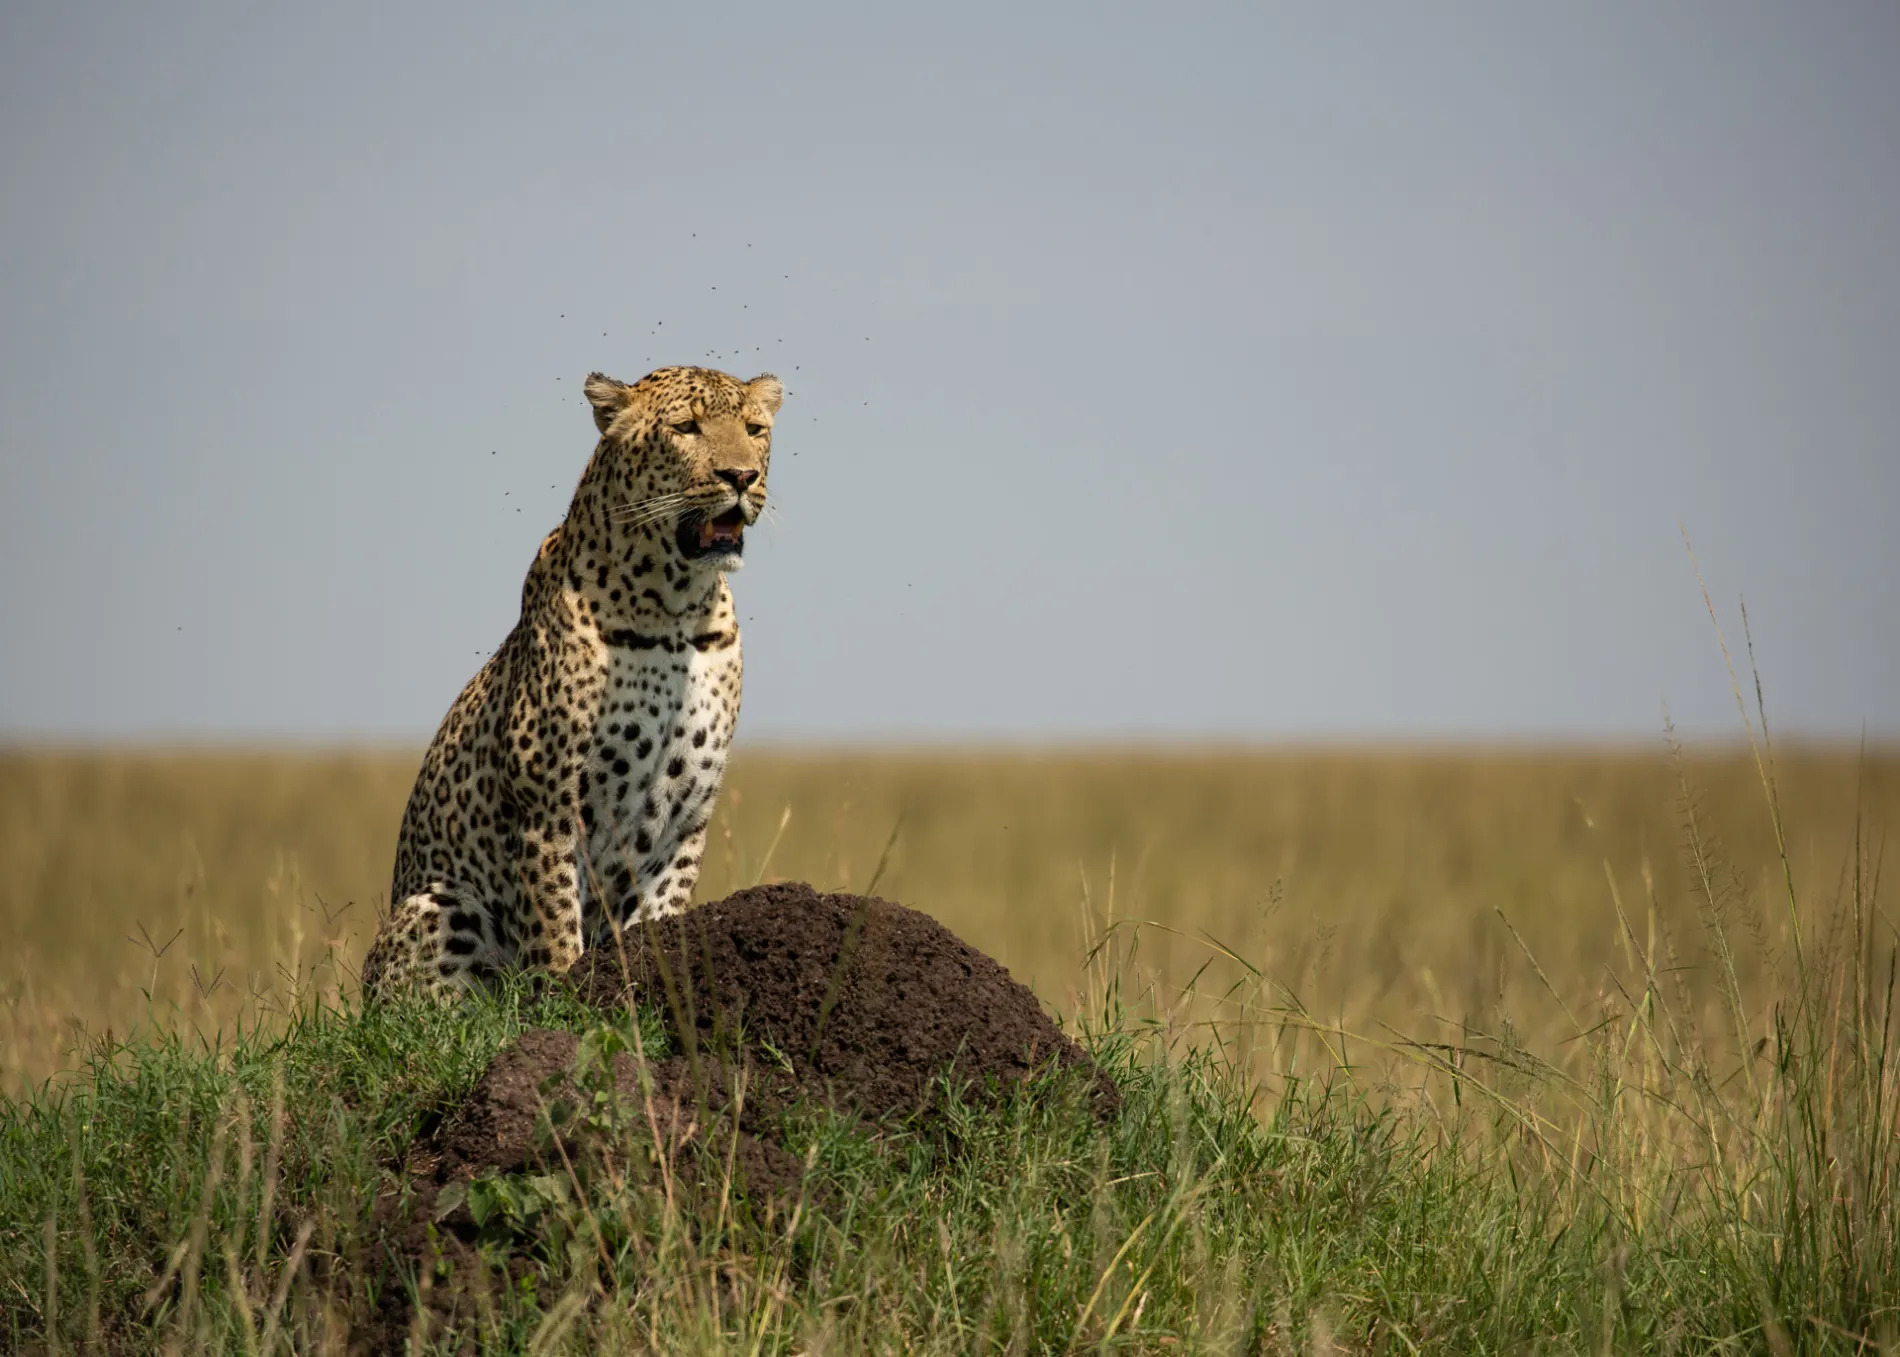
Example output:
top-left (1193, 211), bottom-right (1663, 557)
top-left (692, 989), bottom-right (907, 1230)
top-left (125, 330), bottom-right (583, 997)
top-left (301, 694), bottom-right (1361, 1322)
top-left (2, 1), bottom-right (1895, 742)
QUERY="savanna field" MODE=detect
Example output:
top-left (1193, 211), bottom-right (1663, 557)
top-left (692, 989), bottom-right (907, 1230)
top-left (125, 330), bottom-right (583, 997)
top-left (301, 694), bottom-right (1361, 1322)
top-left (1, 742), bottom-right (1896, 1352)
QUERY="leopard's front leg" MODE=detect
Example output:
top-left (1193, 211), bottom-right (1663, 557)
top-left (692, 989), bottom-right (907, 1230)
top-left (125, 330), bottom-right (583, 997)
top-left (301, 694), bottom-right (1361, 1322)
top-left (632, 817), bottom-right (710, 923)
top-left (517, 819), bottom-right (586, 973)
top-left (505, 726), bottom-right (589, 976)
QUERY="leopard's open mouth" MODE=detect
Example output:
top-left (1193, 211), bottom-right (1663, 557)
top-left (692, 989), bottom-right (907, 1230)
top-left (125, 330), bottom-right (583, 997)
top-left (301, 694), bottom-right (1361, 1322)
top-left (676, 506), bottom-right (747, 561)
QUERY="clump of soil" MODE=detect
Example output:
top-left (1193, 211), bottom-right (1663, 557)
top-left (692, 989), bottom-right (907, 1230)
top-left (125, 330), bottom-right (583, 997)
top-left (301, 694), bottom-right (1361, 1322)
top-left (423, 1027), bottom-right (808, 1198)
top-left (369, 1030), bottom-right (806, 1348)
top-left (371, 884), bottom-right (1114, 1345)
top-left (571, 882), bottom-right (1117, 1123)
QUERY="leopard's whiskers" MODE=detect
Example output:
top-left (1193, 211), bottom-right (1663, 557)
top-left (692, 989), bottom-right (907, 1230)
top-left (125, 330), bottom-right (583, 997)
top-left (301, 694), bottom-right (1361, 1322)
top-left (609, 492), bottom-right (691, 529)
top-left (611, 490), bottom-right (776, 534)
top-left (608, 492), bottom-right (681, 521)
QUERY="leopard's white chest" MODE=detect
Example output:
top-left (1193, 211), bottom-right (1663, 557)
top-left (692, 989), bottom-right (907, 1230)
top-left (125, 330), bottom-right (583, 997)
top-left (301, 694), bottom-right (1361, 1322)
top-left (574, 630), bottom-right (740, 927)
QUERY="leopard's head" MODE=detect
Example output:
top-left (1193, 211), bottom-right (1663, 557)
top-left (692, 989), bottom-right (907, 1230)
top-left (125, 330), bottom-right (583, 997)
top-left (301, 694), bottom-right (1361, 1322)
top-left (584, 365), bottom-right (783, 573)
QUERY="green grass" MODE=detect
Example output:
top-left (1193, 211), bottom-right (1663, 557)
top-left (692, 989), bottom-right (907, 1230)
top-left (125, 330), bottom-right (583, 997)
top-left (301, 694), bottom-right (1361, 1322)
top-left (2, 862), bottom-right (1895, 1355)
top-left (0, 979), bottom-right (657, 1354)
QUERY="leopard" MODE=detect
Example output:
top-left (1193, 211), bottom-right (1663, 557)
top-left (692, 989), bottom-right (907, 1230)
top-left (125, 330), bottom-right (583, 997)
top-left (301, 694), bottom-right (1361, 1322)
top-left (360, 364), bottom-right (783, 998)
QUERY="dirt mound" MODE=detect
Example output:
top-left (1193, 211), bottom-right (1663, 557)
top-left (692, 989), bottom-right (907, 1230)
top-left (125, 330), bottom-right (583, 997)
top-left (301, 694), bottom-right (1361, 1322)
top-left (571, 882), bottom-right (1116, 1121)
top-left (370, 885), bottom-right (1114, 1345)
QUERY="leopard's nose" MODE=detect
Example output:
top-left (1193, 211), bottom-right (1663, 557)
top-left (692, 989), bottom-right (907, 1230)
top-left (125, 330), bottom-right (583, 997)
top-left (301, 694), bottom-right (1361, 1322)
top-left (716, 467), bottom-right (760, 494)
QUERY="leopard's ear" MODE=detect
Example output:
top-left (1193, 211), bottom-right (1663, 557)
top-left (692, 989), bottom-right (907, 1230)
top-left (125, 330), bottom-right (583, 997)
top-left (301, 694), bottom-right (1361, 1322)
top-left (584, 372), bottom-right (633, 435)
top-left (746, 373), bottom-right (784, 417)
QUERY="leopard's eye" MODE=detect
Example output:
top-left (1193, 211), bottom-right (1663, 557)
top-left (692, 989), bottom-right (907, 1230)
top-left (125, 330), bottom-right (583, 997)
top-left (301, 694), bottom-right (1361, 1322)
top-left (671, 419), bottom-right (699, 436)
top-left (745, 423), bottom-right (766, 437)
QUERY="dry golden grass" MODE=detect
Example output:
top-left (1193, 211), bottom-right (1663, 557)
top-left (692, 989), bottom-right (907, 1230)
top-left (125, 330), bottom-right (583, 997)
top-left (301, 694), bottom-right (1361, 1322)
top-left (4, 741), bottom-right (1899, 1350)
top-left (1, 743), bottom-right (1894, 1093)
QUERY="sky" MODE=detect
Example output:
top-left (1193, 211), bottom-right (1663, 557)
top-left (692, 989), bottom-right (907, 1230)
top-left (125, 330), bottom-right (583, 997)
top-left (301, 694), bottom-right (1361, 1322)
top-left (1, 1), bottom-right (1895, 743)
